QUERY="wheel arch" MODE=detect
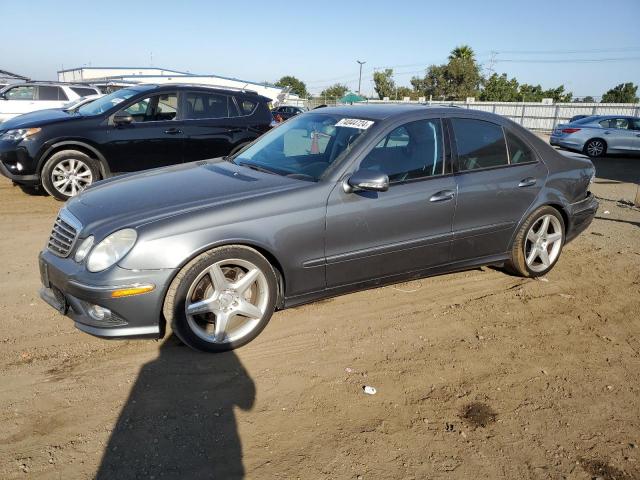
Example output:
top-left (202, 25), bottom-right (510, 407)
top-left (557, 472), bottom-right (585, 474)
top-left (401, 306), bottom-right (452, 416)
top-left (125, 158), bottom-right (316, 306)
top-left (584, 137), bottom-right (608, 154)
top-left (166, 239), bottom-right (287, 310)
top-left (38, 141), bottom-right (111, 179)
top-left (508, 200), bottom-right (570, 251)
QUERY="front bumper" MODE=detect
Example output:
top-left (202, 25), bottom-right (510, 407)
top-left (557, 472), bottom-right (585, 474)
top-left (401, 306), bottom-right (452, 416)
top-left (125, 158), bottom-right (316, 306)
top-left (38, 249), bottom-right (176, 339)
top-left (0, 140), bottom-right (40, 184)
top-left (565, 192), bottom-right (598, 243)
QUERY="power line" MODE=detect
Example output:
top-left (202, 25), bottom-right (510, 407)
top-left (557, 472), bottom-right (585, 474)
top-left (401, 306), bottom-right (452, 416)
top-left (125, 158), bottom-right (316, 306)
top-left (496, 56), bottom-right (640, 63)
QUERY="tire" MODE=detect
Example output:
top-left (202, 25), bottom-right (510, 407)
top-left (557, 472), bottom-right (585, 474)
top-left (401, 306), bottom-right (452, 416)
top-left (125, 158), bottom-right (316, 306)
top-left (163, 245), bottom-right (278, 353)
top-left (584, 138), bottom-right (606, 158)
top-left (506, 206), bottom-right (565, 277)
top-left (41, 150), bottom-right (100, 201)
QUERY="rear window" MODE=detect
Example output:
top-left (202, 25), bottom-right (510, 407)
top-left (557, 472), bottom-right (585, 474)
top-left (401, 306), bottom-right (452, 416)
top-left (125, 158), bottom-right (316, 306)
top-left (71, 87), bottom-right (98, 97)
top-left (238, 98), bottom-right (257, 115)
top-left (39, 86), bottom-right (68, 101)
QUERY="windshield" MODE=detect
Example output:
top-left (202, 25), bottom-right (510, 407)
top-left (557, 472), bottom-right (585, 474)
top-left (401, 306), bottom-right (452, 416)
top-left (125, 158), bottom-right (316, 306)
top-left (77, 88), bottom-right (140, 116)
top-left (232, 113), bottom-right (374, 181)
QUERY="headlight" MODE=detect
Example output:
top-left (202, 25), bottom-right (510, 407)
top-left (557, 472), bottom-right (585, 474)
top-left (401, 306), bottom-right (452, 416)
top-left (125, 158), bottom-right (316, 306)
top-left (86, 229), bottom-right (137, 272)
top-left (0, 127), bottom-right (41, 142)
top-left (74, 236), bottom-right (95, 262)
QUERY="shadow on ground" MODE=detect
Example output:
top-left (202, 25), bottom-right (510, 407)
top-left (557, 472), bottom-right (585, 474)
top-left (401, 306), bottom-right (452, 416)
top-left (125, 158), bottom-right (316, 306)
top-left (97, 336), bottom-right (255, 479)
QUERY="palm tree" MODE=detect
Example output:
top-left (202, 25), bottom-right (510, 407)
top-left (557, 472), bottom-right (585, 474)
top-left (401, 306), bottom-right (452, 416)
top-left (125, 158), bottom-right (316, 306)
top-left (449, 45), bottom-right (475, 61)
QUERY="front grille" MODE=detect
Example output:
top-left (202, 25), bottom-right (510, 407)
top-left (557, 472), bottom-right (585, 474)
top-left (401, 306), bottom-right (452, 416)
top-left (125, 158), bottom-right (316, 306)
top-left (47, 210), bottom-right (82, 257)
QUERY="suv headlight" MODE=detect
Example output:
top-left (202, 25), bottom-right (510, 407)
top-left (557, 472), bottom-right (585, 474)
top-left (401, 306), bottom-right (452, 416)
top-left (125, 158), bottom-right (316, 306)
top-left (0, 127), bottom-right (41, 142)
top-left (86, 229), bottom-right (137, 272)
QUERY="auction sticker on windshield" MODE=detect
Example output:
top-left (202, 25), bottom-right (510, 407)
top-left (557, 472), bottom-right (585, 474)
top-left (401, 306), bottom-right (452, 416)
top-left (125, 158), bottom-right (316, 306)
top-left (335, 118), bottom-right (375, 130)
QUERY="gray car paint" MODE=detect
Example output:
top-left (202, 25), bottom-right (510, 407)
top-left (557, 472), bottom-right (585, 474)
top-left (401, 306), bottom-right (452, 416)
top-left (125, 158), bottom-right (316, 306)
top-left (40, 105), bottom-right (597, 339)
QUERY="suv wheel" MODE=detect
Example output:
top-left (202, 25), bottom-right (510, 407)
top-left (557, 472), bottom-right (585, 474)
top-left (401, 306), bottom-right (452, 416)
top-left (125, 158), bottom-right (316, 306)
top-left (163, 245), bottom-right (278, 352)
top-left (41, 150), bottom-right (100, 201)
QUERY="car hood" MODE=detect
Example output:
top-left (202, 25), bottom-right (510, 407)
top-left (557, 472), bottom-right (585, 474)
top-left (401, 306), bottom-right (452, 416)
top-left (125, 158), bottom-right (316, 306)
top-left (0, 108), bottom-right (84, 130)
top-left (66, 160), bottom-right (307, 233)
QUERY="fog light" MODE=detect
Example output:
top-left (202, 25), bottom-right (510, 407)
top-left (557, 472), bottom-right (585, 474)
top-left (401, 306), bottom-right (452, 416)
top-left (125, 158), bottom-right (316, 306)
top-left (87, 304), bottom-right (111, 321)
top-left (16, 162), bottom-right (23, 171)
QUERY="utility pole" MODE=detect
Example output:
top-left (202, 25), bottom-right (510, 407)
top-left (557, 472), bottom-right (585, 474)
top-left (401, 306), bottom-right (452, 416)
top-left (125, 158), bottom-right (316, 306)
top-left (357, 60), bottom-right (366, 96)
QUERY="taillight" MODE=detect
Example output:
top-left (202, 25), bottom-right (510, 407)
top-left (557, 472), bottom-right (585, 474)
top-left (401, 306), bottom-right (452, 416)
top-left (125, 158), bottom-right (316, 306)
top-left (562, 128), bottom-right (581, 134)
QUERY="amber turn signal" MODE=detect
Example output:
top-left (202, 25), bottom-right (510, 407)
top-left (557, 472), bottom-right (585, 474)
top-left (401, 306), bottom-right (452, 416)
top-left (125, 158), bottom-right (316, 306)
top-left (111, 284), bottom-right (155, 298)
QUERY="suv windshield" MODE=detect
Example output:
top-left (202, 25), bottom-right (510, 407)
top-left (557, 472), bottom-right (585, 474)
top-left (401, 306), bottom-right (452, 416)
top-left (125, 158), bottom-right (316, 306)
top-left (77, 88), bottom-right (140, 116)
top-left (232, 113), bottom-right (373, 181)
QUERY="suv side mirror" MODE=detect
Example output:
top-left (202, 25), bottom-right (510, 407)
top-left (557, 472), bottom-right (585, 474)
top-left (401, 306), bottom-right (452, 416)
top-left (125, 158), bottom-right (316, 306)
top-left (113, 113), bottom-right (133, 125)
top-left (344, 169), bottom-right (389, 193)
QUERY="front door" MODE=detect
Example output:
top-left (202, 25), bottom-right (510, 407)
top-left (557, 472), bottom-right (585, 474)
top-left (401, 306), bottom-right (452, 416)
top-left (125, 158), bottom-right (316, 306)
top-left (325, 118), bottom-right (456, 287)
top-left (103, 91), bottom-right (184, 173)
top-left (448, 118), bottom-right (548, 261)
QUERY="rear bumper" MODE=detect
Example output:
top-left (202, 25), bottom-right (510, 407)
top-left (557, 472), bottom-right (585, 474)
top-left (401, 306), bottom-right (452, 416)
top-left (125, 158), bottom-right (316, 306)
top-left (549, 136), bottom-right (584, 151)
top-left (38, 249), bottom-right (176, 339)
top-left (565, 192), bottom-right (598, 243)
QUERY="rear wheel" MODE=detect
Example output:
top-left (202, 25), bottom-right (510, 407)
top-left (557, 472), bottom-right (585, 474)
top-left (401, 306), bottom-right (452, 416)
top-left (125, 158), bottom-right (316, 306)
top-left (507, 206), bottom-right (565, 277)
top-left (41, 150), bottom-right (100, 201)
top-left (163, 246), bottom-right (278, 352)
top-left (584, 138), bottom-right (606, 158)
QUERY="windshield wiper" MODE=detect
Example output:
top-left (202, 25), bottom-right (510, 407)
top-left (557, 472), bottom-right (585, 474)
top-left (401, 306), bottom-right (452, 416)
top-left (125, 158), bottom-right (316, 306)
top-left (237, 162), bottom-right (279, 176)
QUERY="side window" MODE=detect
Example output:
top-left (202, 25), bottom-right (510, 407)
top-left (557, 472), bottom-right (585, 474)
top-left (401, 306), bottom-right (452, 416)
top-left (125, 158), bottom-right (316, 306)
top-left (70, 87), bottom-right (99, 97)
top-left (122, 93), bottom-right (177, 122)
top-left (632, 119), bottom-right (640, 131)
top-left (505, 131), bottom-right (536, 164)
top-left (612, 118), bottom-right (630, 129)
top-left (451, 118), bottom-right (508, 171)
top-left (360, 118), bottom-right (444, 183)
top-left (238, 98), bottom-right (257, 115)
top-left (599, 119), bottom-right (613, 128)
top-left (4, 86), bottom-right (35, 100)
top-left (184, 92), bottom-right (229, 119)
top-left (39, 86), bottom-right (68, 101)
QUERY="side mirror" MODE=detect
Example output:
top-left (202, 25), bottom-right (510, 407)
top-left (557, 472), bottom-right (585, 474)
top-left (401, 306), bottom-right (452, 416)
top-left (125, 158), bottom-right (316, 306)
top-left (113, 113), bottom-right (133, 125)
top-left (344, 169), bottom-right (389, 193)
top-left (0, 93), bottom-right (6, 100)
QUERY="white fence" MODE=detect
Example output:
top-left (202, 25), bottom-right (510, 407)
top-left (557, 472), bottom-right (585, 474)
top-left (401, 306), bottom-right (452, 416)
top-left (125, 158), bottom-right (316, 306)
top-left (305, 98), bottom-right (640, 132)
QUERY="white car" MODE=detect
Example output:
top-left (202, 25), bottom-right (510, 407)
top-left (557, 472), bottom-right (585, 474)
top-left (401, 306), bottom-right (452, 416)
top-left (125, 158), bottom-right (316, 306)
top-left (0, 83), bottom-right (101, 123)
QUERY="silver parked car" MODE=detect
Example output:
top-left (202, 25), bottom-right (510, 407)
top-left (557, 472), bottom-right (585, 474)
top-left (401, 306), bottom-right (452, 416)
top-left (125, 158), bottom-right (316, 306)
top-left (550, 115), bottom-right (640, 157)
top-left (39, 105), bottom-right (598, 352)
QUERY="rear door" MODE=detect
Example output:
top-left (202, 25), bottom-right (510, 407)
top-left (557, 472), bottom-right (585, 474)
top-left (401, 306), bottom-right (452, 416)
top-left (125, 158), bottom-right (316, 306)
top-left (103, 91), bottom-right (183, 173)
top-left (37, 85), bottom-right (69, 110)
top-left (599, 117), bottom-right (637, 151)
top-left (448, 117), bottom-right (548, 261)
top-left (181, 90), bottom-right (248, 161)
top-left (325, 117), bottom-right (456, 287)
top-left (632, 118), bottom-right (640, 151)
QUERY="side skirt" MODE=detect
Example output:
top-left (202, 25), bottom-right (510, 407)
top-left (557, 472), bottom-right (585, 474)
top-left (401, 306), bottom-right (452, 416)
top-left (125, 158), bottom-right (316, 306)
top-left (283, 253), bottom-right (510, 309)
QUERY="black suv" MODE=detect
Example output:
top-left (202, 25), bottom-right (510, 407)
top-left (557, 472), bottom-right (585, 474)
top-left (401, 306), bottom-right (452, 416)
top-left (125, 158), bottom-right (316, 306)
top-left (0, 84), bottom-right (273, 200)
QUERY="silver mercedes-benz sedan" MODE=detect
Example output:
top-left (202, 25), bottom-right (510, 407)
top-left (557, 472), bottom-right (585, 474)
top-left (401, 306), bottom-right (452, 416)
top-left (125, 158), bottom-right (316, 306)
top-left (39, 105), bottom-right (598, 352)
top-left (550, 115), bottom-right (640, 157)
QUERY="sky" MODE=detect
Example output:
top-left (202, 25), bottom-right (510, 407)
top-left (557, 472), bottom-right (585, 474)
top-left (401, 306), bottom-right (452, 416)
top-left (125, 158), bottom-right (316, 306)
top-left (1, 0), bottom-right (639, 99)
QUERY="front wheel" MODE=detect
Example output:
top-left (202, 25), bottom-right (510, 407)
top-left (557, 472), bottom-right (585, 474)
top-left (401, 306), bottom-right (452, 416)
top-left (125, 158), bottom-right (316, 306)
top-left (507, 206), bottom-right (565, 277)
top-left (163, 246), bottom-right (278, 352)
top-left (41, 150), bottom-right (100, 201)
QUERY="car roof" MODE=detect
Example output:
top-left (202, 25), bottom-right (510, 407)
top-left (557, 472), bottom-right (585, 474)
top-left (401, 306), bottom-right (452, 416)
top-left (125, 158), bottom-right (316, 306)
top-left (128, 83), bottom-right (269, 101)
top-left (312, 104), bottom-right (469, 121)
top-left (4, 81), bottom-right (100, 88)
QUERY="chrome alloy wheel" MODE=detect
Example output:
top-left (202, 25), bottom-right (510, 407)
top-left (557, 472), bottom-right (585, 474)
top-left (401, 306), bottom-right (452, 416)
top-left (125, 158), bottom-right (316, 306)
top-left (185, 258), bottom-right (269, 344)
top-left (586, 140), bottom-right (604, 157)
top-left (51, 158), bottom-right (93, 197)
top-left (524, 214), bottom-right (563, 272)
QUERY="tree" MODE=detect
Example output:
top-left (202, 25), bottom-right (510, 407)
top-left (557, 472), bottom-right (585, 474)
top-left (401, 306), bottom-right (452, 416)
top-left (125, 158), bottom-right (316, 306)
top-left (275, 75), bottom-right (308, 98)
top-left (449, 44), bottom-right (475, 61)
top-left (410, 46), bottom-right (481, 100)
top-left (480, 73), bottom-right (520, 101)
top-left (320, 83), bottom-right (349, 99)
top-left (601, 82), bottom-right (638, 103)
top-left (373, 69), bottom-right (396, 99)
top-left (395, 86), bottom-right (417, 100)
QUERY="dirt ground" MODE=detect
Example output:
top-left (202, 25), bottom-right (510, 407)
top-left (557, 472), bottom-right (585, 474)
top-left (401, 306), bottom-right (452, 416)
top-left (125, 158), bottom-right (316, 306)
top-left (0, 146), bottom-right (639, 480)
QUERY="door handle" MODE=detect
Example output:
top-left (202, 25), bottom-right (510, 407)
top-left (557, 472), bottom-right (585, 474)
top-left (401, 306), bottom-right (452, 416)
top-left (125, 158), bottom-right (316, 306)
top-left (429, 190), bottom-right (456, 202)
top-left (604, 131), bottom-right (611, 135)
top-left (518, 177), bottom-right (537, 187)
top-left (164, 128), bottom-right (183, 135)
top-left (636, 134), bottom-right (640, 137)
